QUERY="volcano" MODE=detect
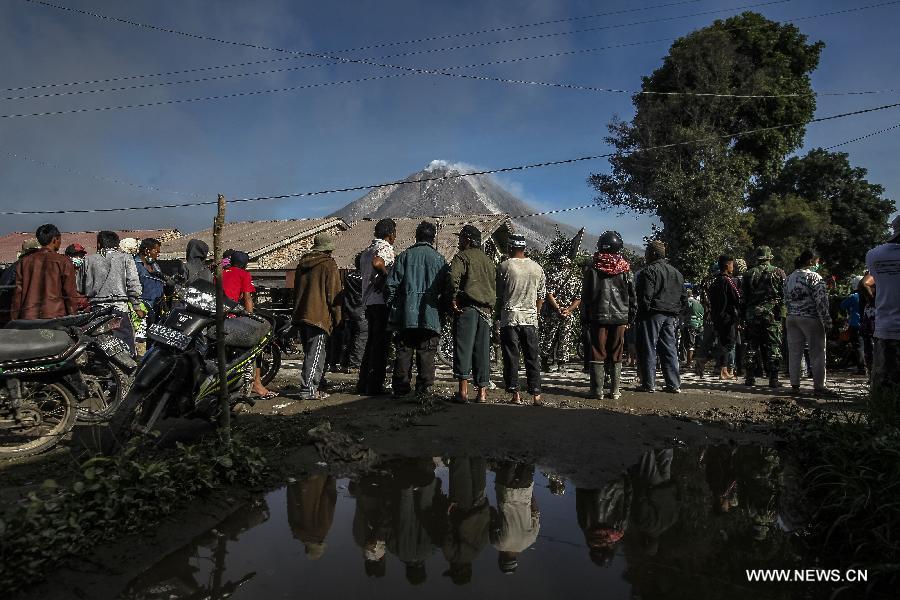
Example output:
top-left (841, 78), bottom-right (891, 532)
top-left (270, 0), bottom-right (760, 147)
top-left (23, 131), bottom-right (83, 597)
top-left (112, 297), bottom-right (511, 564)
top-left (329, 160), bottom-right (596, 251)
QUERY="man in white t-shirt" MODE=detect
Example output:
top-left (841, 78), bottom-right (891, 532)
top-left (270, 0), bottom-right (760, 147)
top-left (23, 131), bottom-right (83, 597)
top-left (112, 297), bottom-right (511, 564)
top-left (356, 218), bottom-right (396, 395)
top-left (862, 215), bottom-right (900, 401)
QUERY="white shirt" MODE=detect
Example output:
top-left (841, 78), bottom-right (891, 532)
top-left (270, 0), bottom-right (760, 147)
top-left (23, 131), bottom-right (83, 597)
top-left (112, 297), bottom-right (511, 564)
top-left (866, 242), bottom-right (900, 340)
top-left (497, 257), bottom-right (546, 327)
top-left (360, 238), bottom-right (395, 307)
top-left (785, 268), bottom-right (830, 325)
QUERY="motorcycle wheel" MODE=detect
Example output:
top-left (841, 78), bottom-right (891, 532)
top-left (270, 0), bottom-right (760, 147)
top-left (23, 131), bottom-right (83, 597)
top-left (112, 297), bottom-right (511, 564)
top-left (259, 342), bottom-right (281, 387)
top-left (0, 381), bottom-right (77, 458)
top-left (76, 352), bottom-right (133, 423)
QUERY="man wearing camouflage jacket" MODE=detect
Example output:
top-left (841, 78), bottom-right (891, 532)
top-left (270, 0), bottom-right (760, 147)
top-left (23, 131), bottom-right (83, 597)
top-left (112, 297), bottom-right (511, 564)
top-left (741, 246), bottom-right (786, 387)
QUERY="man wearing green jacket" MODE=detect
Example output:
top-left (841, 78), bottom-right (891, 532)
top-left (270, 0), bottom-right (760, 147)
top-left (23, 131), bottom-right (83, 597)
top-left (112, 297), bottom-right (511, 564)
top-left (385, 221), bottom-right (449, 398)
top-left (447, 224), bottom-right (497, 403)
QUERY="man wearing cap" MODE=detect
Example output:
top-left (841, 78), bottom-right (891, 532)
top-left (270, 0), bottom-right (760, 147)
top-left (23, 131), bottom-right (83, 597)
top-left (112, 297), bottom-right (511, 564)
top-left (0, 237), bottom-right (41, 324)
top-left (447, 224), bottom-right (497, 403)
top-left (357, 218), bottom-right (397, 395)
top-left (635, 240), bottom-right (686, 393)
top-left (385, 221), bottom-right (448, 398)
top-left (292, 234), bottom-right (343, 400)
top-left (861, 215), bottom-right (900, 403)
top-left (11, 224), bottom-right (82, 322)
top-left (742, 246), bottom-right (787, 387)
top-left (495, 233), bottom-right (546, 405)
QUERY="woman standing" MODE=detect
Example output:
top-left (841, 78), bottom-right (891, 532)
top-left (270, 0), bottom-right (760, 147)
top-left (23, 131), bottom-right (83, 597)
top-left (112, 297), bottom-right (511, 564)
top-left (784, 250), bottom-right (837, 397)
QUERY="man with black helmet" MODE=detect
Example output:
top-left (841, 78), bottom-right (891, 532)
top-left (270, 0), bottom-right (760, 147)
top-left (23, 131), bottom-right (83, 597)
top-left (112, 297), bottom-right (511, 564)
top-left (581, 230), bottom-right (636, 400)
top-left (742, 246), bottom-right (786, 387)
top-left (447, 224), bottom-right (497, 403)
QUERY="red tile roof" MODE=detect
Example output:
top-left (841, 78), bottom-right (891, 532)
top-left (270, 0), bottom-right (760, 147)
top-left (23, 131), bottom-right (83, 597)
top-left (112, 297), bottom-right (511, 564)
top-left (0, 229), bottom-right (179, 265)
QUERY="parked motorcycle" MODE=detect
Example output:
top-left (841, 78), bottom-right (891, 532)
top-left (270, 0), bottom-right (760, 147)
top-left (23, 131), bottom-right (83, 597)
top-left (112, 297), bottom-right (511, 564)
top-left (255, 307), bottom-right (299, 386)
top-left (0, 307), bottom-right (136, 458)
top-left (106, 279), bottom-right (272, 449)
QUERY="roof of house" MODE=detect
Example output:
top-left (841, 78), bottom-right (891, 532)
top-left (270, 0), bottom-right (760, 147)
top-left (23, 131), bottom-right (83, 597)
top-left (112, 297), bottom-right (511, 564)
top-left (318, 214), bottom-right (512, 270)
top-left (0, 229), bottom-right (179, 265)
top-left (159, 218), bottom-right (348, 263)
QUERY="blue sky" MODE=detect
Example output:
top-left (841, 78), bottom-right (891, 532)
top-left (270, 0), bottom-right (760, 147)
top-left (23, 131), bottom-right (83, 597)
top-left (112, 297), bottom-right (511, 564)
top-left (1, 0), bottom-right (898, 245)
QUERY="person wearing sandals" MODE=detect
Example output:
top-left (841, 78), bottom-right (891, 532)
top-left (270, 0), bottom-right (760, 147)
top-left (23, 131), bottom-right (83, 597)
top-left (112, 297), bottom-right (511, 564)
top-left (447, 225), bottom-right (496, 404)
top-left (222, 249), bottom-right (276, 399)
top-left (496, 234), bottom-right (546, 406)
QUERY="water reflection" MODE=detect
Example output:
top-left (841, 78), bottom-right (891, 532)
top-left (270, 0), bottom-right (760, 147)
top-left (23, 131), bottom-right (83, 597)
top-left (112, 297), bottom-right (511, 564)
top-left (122, 447), bottom-right (809, 600)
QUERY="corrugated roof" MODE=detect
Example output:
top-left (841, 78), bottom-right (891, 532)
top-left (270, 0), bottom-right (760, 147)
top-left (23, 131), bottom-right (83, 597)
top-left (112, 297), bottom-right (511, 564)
top-left (159, 218), bottom-right (348, 262)
top-left (312, 214), bottom-right (512, 270)
top-left (0, 229), bottom-right (179, 265)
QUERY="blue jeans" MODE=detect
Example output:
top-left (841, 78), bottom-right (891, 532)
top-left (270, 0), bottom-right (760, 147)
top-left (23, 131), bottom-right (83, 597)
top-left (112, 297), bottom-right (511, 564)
top-left (636, 313), bottom-right (681, 391)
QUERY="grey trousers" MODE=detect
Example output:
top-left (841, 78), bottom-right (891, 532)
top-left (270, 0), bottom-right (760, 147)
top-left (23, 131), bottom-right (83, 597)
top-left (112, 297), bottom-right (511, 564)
top-left (786, 315), bottom-right (827, 389)
top-left (299, 323), bottom-right (328, 399)
top-left (453, 306), bottom-right (492, 387)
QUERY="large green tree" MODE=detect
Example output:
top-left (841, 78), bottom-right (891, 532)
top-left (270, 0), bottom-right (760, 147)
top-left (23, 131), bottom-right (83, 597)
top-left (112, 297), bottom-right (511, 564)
top-left (590, 12), bottom-right (823, 279)
top-left (750, 149), bottom-right (894, 275)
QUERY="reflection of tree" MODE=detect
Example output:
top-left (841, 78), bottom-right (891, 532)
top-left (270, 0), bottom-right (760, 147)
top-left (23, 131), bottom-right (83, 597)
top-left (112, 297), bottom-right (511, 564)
top-left (621, 446), bottom-right (799, 600)
top-left (120, 498), bottom-right (267, 599)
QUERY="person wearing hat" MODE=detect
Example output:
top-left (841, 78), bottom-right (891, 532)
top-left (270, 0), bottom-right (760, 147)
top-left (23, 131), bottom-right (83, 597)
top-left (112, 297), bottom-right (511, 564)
top-left (861, 214), bottom-right (900, 402)
top-left (292, 234), bottom-right (343, 400)
top-left (581, 230), bottom-right (636, 400)
top-left (741, 246), bottom-right (788, 387)
top-left (495, 233), bottom-right (546, 405)
top-left (576, 480), bottom-right (629, 568)
top-left (11, 224), bottom-right (83, 322)
top-left (634, 240), bottom-right (686, 393)
top-left (385, 221), bottom-right (448, 398)
top-left (356, 218), bottom-right (397, 396)
top-left (447, 224), bottom-right (497, 403)
top-left (0, 238), bottom-right (42, 324)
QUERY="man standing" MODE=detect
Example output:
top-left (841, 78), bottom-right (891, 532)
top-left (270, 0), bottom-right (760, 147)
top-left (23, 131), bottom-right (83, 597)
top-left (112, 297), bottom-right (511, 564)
top-left (490, 462), bottom-right (540, 576)
top-left (680, 288), bottom-right (704, 368)
top-left (707, 255), bottom-right (742, 380)
top-left (357, 219), bottom-right (397, 396)
top-left (495, 233), bottom-right (546, 406)
top-left (635, 241), bottom-right (686, 393)
top-left (292, 234), bottom-right (343, 400)
top-left (447, 224), bottom-right (496, 404)
top-left (79, 230), bottom-right (143, 354)
top-left (582, 231), bottom-right (636, 400)
top-left (862, 215), bottom-right (900, 403)
top-left (742, 246), bottom-right (786, 387)
top-left (1, 238), bottom-right (40, 324)
top-left (540, 255), bottom-right (582, 372)
top-left (11, 225), bottom-right (81, 321)
top-left (385, 221), bottom-right (448, 398)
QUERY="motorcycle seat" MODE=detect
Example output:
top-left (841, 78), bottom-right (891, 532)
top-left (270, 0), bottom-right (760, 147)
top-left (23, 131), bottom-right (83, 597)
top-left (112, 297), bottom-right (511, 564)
top-left (4, 311), bottom-right (100, 331)
top-left (221, 317), bottom-right (270, 348)
top-left (0, 329), bottom-right (73, 362)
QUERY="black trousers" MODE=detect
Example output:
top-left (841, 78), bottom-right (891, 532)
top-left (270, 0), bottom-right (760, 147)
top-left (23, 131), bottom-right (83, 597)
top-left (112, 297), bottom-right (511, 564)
top-left (357, 305), bottom-right (390, 394)
top-left (392, 329), bottom-right (439, 395)
top-left (500, 324), bottom-right (542, 394)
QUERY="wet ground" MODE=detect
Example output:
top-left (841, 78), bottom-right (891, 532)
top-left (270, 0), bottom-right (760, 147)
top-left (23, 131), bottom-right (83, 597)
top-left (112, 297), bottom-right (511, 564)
top-left (120, 447), bottom-right (823, 600)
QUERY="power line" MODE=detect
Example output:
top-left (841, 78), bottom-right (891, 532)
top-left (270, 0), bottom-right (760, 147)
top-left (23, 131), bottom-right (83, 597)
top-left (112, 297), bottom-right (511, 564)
top-left (823, 122), bottom-right (900, 150)
top-left (3, 101), bottom-right (898, 216)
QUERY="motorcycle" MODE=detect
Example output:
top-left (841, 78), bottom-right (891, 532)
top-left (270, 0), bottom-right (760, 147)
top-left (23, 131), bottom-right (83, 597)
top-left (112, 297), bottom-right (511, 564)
top-left (106, 279), bottom-right (272, 449)
top-left (254, 307), bottom-right (299, 386)
top-left (0, 307), bottom-right (136, 458)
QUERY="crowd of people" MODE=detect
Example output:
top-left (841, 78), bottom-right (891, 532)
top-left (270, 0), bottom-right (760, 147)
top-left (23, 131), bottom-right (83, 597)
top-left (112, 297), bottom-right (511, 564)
top-left (2, 216), bottom-right (898, 406)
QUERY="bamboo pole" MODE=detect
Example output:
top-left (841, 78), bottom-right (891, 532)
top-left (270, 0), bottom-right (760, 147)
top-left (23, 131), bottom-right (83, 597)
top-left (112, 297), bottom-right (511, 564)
top-left (212, 194), bottom-right (230, 438)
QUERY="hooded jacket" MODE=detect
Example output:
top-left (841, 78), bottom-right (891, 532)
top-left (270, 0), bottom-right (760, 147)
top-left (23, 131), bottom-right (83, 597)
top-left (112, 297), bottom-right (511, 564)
top-left (582, 253), bottom-right (636, 325)
top-left (636, 259), bottom-right (686, 317)
top-left (184, 239), bottom-right (213, 285)
top-left (292, 251), bottom-right (342, 334)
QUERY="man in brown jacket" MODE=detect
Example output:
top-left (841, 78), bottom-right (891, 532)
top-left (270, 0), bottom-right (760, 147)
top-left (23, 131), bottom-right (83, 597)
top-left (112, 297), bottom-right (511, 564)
top-left (11, 224), bottom-right (82, 320)
top-left (292, 234), bottom-right (342, 400)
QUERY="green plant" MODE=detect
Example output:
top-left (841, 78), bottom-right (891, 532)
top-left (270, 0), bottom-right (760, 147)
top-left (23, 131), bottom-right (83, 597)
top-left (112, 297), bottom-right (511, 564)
top-left (0, 433), bottom-right (266, 595)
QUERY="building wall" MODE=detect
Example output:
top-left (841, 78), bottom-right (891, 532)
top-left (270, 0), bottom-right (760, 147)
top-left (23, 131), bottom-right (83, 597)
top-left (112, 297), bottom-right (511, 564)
top-left (254, 224), bottom-right (346, 269)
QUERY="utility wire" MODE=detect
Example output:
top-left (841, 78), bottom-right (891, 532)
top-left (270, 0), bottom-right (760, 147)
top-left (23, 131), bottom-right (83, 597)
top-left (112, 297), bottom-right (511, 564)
top-left (823, 122), bottom-right (900, 150)
top-left (3, 101), bottom-right (898, 216)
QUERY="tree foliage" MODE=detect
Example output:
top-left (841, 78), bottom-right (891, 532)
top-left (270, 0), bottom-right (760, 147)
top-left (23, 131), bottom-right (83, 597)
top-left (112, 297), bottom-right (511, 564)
top-left (750, 149), bottom-right (894, 276)
top-left (590, 12), bottom-right (823, 279)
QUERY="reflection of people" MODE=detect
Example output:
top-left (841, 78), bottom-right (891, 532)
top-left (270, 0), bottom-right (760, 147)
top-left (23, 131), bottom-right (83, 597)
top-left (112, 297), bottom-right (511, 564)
top-left (384, 459), bottom-right (443, 586)
top-left (490, 462), bottom-right (540, 575)
top-left (286, 473), bottom-right (337, 560)
top-left (442, 457), bottom-right (490, 585)
top-left (628, 449), bottom-right (678, 557)
top-left (350, 474), bottom-right (391, 578)
top-left (576, 479), bottom-right (631, 567)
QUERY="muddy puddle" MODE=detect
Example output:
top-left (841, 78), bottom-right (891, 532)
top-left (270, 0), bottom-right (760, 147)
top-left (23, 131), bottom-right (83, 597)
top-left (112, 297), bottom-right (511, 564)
top-left (119, 446), bottom-right (827, 600)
